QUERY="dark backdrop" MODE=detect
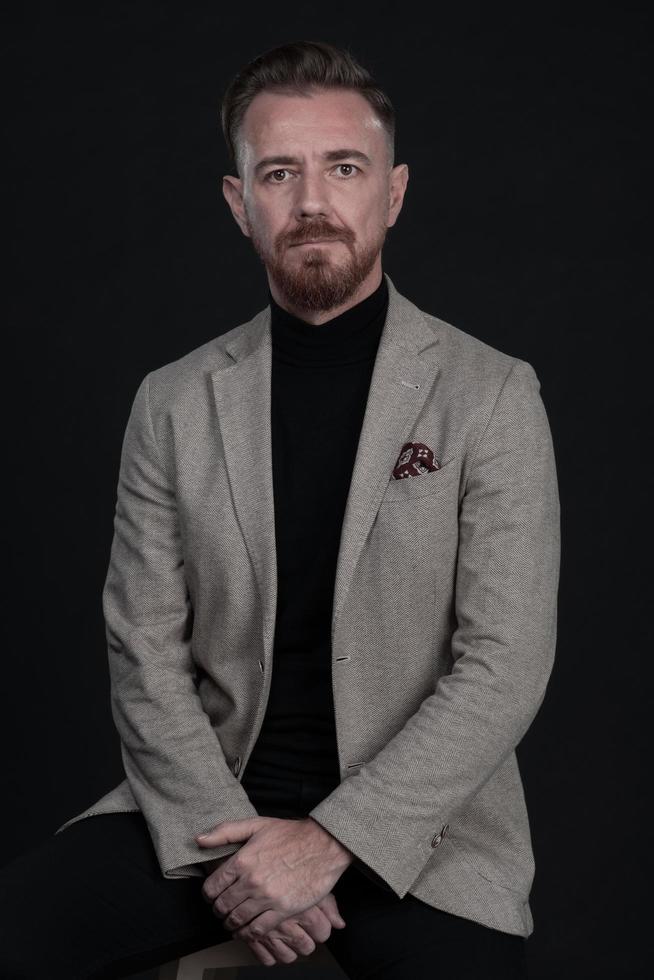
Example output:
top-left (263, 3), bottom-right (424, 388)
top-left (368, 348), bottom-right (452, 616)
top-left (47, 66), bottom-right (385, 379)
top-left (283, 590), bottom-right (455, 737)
top-left (3, 4), bottom-right (650, 979)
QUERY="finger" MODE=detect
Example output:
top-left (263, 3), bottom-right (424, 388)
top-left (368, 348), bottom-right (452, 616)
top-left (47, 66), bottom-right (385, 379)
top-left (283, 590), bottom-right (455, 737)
top-left (276, 920), bottom-right (317, 957)
top-left (241, 908), bottom-right (284, 941)
top-left (221, 897), bottom-right (261, 932)
top-left (195, 817), bottom-right (262, 847)
top-left (248, 938), bottom-right (277, 967)
top-left (295, 905), bottom-right (332, 944)
top-left (260, 935), bottom-right (298, 965)
top-left (250, 935), bottom-right (295, 967)
top-left (316, 892), bottom-right (347, 928)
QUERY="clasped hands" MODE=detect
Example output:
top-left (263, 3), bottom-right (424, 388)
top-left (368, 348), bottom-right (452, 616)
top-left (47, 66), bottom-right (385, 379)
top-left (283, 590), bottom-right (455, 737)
top-left (196, 816), bottom-right (354, 964)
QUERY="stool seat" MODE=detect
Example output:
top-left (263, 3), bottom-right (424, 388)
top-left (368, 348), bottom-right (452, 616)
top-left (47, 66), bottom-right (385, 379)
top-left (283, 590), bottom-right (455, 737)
top-left (158, 935), bottom-right (341, 979)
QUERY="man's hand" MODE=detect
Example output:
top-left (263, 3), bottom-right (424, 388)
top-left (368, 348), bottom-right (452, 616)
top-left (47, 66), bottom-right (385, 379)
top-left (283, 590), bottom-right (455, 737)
top-left (196, 816), bottom-right (354, 942)
top-left (199, 853), bottom-right (347, 966)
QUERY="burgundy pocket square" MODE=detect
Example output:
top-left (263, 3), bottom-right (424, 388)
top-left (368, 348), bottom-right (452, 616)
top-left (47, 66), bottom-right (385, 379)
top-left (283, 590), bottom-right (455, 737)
top-left (392, 441), bottom-right (440, 480)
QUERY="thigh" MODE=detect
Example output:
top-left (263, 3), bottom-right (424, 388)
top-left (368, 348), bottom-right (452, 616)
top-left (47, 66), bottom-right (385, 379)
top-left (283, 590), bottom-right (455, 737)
top-left (0, 811), bottom-right (231, 979)
top-left (326, 864), bottom-right (528, 980)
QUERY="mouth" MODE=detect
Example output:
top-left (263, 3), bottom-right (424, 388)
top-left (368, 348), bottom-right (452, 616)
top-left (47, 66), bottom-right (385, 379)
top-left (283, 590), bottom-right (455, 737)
top-left (291, 239), bottom-right (340, 247)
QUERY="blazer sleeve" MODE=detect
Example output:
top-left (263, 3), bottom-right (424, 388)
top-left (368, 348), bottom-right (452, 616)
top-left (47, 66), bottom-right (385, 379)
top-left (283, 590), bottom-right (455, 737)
top-left (104, 373), bottom-right (260, 879)
top-left (308, 358), bottom-right (561, 898)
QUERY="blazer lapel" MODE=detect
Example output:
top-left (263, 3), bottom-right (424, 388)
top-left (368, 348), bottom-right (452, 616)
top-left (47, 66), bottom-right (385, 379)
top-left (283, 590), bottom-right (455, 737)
top-left (210, 308), bottom-right (278, 662)
top-left (210, 272), bottom-right (442, 664)
top-left (330, 275), bottom-right (441, 641)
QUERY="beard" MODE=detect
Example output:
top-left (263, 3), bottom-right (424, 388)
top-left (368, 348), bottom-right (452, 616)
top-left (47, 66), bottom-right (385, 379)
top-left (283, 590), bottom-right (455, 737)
top-left (246, 211), bottom-right (388, 314)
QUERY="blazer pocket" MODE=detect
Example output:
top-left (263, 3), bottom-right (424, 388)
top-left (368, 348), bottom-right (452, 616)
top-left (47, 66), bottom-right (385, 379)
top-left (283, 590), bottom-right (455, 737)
top-left (379, 456), bottom-right (459, 505)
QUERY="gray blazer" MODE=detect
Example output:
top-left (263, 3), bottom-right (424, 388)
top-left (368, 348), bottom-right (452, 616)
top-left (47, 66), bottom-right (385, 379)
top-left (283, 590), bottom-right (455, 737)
top-left (56, 272), bottom-right (561, 938)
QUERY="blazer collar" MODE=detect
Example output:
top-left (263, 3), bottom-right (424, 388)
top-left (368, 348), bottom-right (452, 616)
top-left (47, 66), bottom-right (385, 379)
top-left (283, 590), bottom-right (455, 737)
top-left (210, 272), bottom-right (442, 658)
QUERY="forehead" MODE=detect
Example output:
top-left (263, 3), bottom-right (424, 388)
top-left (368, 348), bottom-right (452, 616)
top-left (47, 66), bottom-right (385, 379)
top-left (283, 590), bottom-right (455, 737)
top-left (240, 88), bottom-right (385, 159)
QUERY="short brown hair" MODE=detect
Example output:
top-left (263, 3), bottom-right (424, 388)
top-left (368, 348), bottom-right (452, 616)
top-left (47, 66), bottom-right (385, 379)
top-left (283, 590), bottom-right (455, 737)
top-left (220, 40), bottom-right (396, 176)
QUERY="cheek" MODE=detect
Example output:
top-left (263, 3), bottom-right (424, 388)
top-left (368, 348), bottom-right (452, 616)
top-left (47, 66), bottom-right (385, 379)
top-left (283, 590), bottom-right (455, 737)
top-left (353, 197), bottom-right (389, 242)
top-left (251, 217), bottom-right (281, 253)
top-left (248, 194), bottom-right (284, 237)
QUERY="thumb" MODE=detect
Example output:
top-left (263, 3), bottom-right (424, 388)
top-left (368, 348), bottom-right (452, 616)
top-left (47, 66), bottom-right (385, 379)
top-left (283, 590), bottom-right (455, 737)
top-left (195, 818), bottom-right (260, 847)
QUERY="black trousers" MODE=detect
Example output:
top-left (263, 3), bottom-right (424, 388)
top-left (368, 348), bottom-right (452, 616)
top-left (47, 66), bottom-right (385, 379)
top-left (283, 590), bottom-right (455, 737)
top-left (0, 810), bottom-right (528, 979)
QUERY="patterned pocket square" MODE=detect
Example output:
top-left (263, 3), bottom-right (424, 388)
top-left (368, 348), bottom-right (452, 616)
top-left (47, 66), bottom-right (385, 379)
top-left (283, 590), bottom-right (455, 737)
top-left (392, 441), bottom-right (440, 480)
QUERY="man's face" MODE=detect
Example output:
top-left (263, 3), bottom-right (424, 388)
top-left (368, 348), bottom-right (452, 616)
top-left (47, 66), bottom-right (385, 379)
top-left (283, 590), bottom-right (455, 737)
top-left (222, 87), bottom-right (408, 317)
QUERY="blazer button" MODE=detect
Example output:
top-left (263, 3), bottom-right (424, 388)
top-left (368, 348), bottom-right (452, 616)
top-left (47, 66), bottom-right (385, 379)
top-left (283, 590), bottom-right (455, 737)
top-left (431, 824), bottom-right (449, 848)
top-left (233, 756), bottom-right (241, 776)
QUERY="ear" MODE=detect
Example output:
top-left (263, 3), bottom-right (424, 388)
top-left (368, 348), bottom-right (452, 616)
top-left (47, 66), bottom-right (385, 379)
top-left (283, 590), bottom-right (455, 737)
top-left (222, 175), bottom-right (251, 238)
top-left (387, 163), bottom-right (409, 229)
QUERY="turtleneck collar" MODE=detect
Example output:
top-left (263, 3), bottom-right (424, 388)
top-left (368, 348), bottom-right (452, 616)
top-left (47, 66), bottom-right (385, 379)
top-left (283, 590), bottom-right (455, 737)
top-left (269, 273), bottom-right (389, 367)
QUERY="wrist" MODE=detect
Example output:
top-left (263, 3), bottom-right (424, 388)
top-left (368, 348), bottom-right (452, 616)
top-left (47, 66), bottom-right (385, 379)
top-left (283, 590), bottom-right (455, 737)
top-left (336, 844), bottom-right (356, 871)
top-left (306, 817), bottom-right (355, 871)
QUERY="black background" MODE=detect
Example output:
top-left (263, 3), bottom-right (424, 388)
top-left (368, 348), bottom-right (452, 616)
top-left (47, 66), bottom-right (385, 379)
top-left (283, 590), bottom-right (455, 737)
top-left (3, 4), bottom-right (650, 978)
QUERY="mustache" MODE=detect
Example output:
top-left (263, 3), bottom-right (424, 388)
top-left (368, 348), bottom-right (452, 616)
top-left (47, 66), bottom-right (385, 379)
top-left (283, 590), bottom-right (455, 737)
top-left (282, 224), bottom-right (353, 247)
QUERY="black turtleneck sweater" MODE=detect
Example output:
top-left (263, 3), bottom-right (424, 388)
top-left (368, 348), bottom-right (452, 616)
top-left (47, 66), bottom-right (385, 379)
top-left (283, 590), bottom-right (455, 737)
top-left (239, 273), bottom-right (389, 820)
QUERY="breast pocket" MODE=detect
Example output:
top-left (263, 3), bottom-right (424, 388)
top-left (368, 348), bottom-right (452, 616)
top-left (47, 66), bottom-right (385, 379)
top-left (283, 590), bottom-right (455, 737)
top-left (369, 455), bottom-right (460, 641)
top-left (379, 456), bottom-right (459, 505)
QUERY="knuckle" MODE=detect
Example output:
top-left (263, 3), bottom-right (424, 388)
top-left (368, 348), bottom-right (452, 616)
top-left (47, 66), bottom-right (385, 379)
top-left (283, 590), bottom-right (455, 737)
top-left (277, 893), bottom-right (293, 913)
top-left (230, 855), bottom-right (245, 873)
top-left (281, 918), bottom-right (321, 952)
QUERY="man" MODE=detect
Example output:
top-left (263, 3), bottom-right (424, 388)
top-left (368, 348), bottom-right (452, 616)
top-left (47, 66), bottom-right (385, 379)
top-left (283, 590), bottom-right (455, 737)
top-left (0, 40), bottom-right (559, 978)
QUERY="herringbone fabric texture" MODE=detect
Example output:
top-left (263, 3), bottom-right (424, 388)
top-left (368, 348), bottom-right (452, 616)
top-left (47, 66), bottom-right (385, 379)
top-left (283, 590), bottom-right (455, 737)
top-left (55, 273), bottom-right (560, 938)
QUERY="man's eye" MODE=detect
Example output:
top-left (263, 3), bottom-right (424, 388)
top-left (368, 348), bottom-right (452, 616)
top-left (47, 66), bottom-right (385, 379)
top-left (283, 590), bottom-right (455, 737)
top-left (264, 164), bottom-right (360, 182)
top-left (335, 164), bottom-right (359, 177)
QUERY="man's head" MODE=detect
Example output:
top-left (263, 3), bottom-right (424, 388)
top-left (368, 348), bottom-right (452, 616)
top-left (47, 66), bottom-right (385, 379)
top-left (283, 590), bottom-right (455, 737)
top-left (220, 41), bottom-right (409, 320)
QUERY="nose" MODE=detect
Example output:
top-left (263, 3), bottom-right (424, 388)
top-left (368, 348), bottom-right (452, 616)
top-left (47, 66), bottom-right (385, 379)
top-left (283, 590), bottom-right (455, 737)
top-left (292, 169), bottom-right (331, 220)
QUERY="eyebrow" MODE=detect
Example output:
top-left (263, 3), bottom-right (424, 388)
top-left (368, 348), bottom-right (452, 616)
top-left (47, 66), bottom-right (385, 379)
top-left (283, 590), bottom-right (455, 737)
top-left (254, 148), bottom-right (372, 176)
